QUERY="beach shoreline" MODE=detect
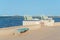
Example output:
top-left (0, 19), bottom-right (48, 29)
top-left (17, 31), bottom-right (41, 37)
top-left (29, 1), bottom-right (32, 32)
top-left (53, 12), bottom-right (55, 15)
top-left (0, 22), bottom-right (60, 40)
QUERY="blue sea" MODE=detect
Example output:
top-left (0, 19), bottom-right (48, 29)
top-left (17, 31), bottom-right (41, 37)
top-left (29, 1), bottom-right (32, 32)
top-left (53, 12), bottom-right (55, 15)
top-left (53, 17), bottom-right (60, 22)
top-left (0, 16), bottom-right (59, 28)
top-left (0, 16), bottom-right (24, 28)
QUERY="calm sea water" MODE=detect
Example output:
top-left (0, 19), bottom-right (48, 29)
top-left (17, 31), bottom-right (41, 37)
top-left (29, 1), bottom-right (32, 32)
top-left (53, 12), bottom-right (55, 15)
top-left (0, 16), bottom-right (59, 28)
top-left (53, 17), bottom-right (60, 22)
top-left (0, 16), bottom-right (24, 28)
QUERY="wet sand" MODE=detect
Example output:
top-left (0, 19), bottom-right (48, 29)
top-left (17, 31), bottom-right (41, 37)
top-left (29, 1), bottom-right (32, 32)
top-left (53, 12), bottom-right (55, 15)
top-left (0, 22), bottom-right (60, 40)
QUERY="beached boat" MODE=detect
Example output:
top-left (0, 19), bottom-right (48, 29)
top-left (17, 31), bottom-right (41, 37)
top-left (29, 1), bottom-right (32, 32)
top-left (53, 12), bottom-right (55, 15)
top-left (17, 28), bottom-right (29, 33)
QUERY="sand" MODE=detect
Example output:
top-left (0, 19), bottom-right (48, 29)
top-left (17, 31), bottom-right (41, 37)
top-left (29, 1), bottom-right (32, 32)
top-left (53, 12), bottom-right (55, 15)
top-left (0, 22), bottom-right (60, 40)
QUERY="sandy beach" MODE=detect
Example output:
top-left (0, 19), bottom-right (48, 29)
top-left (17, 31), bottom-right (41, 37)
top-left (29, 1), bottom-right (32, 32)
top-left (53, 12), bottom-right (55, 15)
top-left (0, 22), bottom-right (60, 40)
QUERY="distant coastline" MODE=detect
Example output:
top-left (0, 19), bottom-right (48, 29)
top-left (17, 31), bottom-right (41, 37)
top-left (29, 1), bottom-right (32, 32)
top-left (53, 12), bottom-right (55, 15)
top-left (0, 16), bottom-right (60, 28)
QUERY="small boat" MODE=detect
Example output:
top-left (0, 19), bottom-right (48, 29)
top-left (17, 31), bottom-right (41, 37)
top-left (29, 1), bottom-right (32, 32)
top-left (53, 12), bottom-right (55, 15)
top-left (17, 28), bottom-right (29, 33)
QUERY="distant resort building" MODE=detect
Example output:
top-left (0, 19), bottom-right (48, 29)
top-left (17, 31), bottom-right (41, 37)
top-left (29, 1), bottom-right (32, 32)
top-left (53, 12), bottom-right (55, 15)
top-left (23, 16), bottom-right (40, 26)
top-left (24, 16), bottom-right (33, 20)
top-left (23, 16), bottom-right (54, 26)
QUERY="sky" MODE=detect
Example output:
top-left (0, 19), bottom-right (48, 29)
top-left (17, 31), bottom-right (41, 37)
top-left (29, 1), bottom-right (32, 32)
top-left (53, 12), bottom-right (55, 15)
top-left (0, 0), bottom-right (60, 16)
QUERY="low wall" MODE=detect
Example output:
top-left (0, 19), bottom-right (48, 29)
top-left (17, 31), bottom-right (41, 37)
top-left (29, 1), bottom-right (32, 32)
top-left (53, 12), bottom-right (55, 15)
top-left (23, 21), bottom-right (40, 26)
top-left (44, 20), bottom-right (54, 26)
top-left (23, 20), bottom-right (54, 26)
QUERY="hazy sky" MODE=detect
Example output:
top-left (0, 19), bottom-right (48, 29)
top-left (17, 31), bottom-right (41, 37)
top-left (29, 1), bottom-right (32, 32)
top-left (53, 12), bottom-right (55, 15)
top-left (0, 0), bottom-right (60, 16)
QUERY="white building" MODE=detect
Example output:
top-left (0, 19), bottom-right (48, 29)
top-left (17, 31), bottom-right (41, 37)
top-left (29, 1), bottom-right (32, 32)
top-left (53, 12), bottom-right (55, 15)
top-left (23, 16), bottom-right (54, 26)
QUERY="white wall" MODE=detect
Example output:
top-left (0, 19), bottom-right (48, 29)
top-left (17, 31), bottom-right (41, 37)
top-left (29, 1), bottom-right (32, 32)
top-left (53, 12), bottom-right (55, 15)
top-left (23, 21), bottom-right (40, 26)
top-left (23, 20), bottom-right (54, 26)
top-left (40, 20), bottom-right (54, 26)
